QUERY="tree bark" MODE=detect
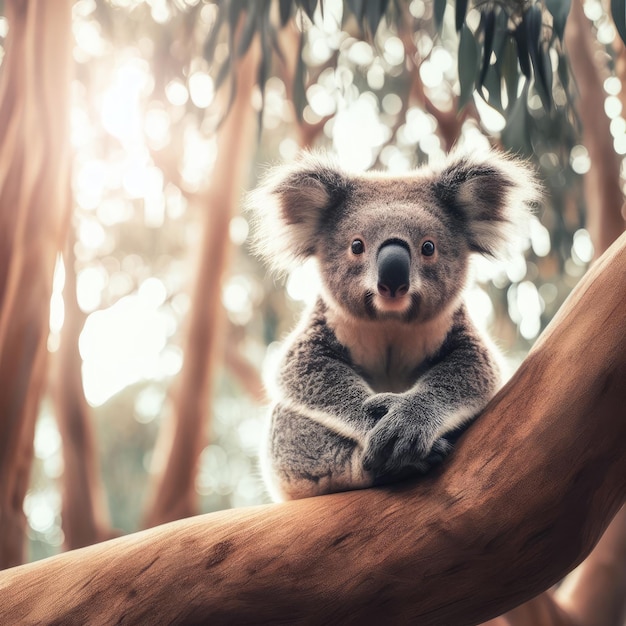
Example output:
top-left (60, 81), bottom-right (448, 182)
top-left (1, 230), bottom-right (625, 623)
top-left (142, 39), bottom-right (260, 528)
top-left (0, 0), bottom-right (73, 569)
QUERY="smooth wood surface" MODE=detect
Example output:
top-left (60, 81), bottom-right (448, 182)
top-left (1, 233), bottom-right (625, 624)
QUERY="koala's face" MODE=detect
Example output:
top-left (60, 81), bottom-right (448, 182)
top-left (250, 151), bottom-right (539, 323)
top-left (316, 181), bottom-right (470, 322)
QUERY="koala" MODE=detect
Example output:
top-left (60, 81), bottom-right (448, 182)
top-left (249, 151), bottom-right (540, 502)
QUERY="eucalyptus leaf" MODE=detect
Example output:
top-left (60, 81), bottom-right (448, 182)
top-left (479, 10), bottom-right (496, 90)
top-left (347, 0), bottom-right (366, 27)
top-left (367, 0), bottom-right (389, 36)
top-left (458, 23), bottom-right (479, 110)
top-left (236, 2), bottom-right (260, 58)
top-left (279, 0), bottom-right (291, 27)
top-left (203, 6), bottom-right (225, 64)
top-left (298, 0), bottom-right (317, 21)
top-left (214, 55), bottom-right (233, 92)
top-left (293, 33), bottom-right (307, 122)
top-left (501, 83), bottom-right (531, 155)
top-left (514, 21), bottom-right (531, 79)
top-left (502, 36), bottom-right (520, 112)
top-left (434, 0), bottom-right (446, 32)
top-left (611, 0), bottom-right (626, 46)
top-left (483, 64), bottom-right (503, 113)
top-left (228, 0), bottom-right (246, 32)
top-left (455, 0), bottom-right (468, 32)
top-left (526, 5), bottom-right (552, 109)
top-left (557, 52), bottom-right (569, 91)
top-left (545, 0), bottom-right (571, 41)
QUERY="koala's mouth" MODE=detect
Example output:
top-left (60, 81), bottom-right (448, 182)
top-left (365, 291), bottom-right (420, 321)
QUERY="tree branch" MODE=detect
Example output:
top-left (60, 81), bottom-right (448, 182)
top-left (1, 231), bottom-right (625, 622)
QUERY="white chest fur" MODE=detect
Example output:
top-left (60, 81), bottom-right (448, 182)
top-left (326, 308), bottom-right (454, 393)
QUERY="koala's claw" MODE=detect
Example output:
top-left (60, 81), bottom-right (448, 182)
top-left (362, 393), bottom-right (452, 479)
top-left (424, 436), bottom-right (453, 467)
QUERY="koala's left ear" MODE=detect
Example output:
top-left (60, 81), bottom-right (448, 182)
top-left (432, 151), bottom-right (542, 257)
top-left (247, 153), bottom-right (349, 273)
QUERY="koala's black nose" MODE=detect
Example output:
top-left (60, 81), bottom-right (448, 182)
top-left (377, 241), bottom-right (410, 298)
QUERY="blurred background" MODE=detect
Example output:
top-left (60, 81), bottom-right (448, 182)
top-left (0, 0), bottom-right (624, 567)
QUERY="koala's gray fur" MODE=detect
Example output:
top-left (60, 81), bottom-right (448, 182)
top-left (249, 151), bottom-right (540, 501)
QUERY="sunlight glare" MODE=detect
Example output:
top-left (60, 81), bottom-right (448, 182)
top-left (101, 59), bottom-right (150, 146)
top-left (77, 265), bottom-right (108, 312)
top-left (332, 95), bottom-right (389, 170)
top-left (529, 216), bottom-right (551, 257)
top-left (189, 71), bottom-right (215, 109)
top-left (286, 258), bottom-right (321, 305)
top-left (80, 291), bottom-right (173, 406)
top-left (572, 228), bottom-right (594, 264)
top-left (165, 79), bottom-right (189, 106)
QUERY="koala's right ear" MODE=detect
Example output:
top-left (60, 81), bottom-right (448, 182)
top-left (247, 153), bottom-right (349, 273)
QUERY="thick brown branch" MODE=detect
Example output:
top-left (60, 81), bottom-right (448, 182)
top-left (1, 231), bottom-right (625, 623)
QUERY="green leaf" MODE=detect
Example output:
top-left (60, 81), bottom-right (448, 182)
top-left (526, 5), bottom-right (552, 109)
top-left (347, 0), bottom-right (365, 27)
top-left (501, 83), bottom-right (532, 155)
top-left (367, 0), bottom-right (389, 36)
top-left (514, 21), bottom-right (531, 79)
top-left (293, 33), bottom-right (307, 122)
top-left (458, 23), bottom-right (479, 110)
top-left (455, 0), bottom-right (468, 32)
top-left (546, 0), bottom-right (571, 41)
top-left (257, 37), bottom-right (271, 138)
top-left (483, 63), bottom-right (503, 112)
top-left (214, 55), bottom-right (233, 92)
top-left (203, 6), bottom-right (226, 64)
top-left (298, 0), bottom-right (317, 21)
top-left (611, 0), bottom-right (626, 46)
top-left (529, 48), bottom-right (552, 110)
top-left (557, 51), bottom-right (569, 91)
top-left (479, 10), bottom-right (496, 90)
top-left (502, 36), bottom-right (520, 112)
top-left (434, 0), bottom-right (446, 32)
top-left (236, 3), bottom-right (260, 58)
top-left (279, 0), bottom-right (291, 27)
top-left (228, 0), bottom-right (246, 32)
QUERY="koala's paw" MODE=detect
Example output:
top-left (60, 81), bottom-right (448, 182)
top-left (362, 394), bottom-right (450, 479)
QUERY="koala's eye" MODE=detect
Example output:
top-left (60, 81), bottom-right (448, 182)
top-left (351, 239), bottom-right (365, 255)
top-left (421, 240), bottom-right (436, 257)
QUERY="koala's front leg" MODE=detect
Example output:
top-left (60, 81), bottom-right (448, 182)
top-left (362, 323), bottom-right (501, 481)
top-left (264, 314), bottom-right (380, 500)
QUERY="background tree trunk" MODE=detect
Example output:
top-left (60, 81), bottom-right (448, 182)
top-left (52, 233), bottom-right (114, 550)
top-left (142, 39), bottom-right (260, 528)
top-left (1, 231), bottom-right (625, 624)
top-left (0, 0), bottom-right (73, 569)
top-left (566, 0), bottom-right (626, 257)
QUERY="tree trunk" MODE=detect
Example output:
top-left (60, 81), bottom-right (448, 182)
top-left (0, 0), bottom-right (73, 569)
top-left (1, 230), bottom-right (625, 624)
top-left (566, 0), bottom-right (626, 257)
top-left (52, 234), bottom-right (114, 550)
top-left (142, 39), bottom-right (260, 528)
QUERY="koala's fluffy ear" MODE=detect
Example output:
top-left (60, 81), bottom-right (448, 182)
top-left (433, 151), bottom-right (541, 258)
top-left (247, 153), bottom-right (349, 273)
